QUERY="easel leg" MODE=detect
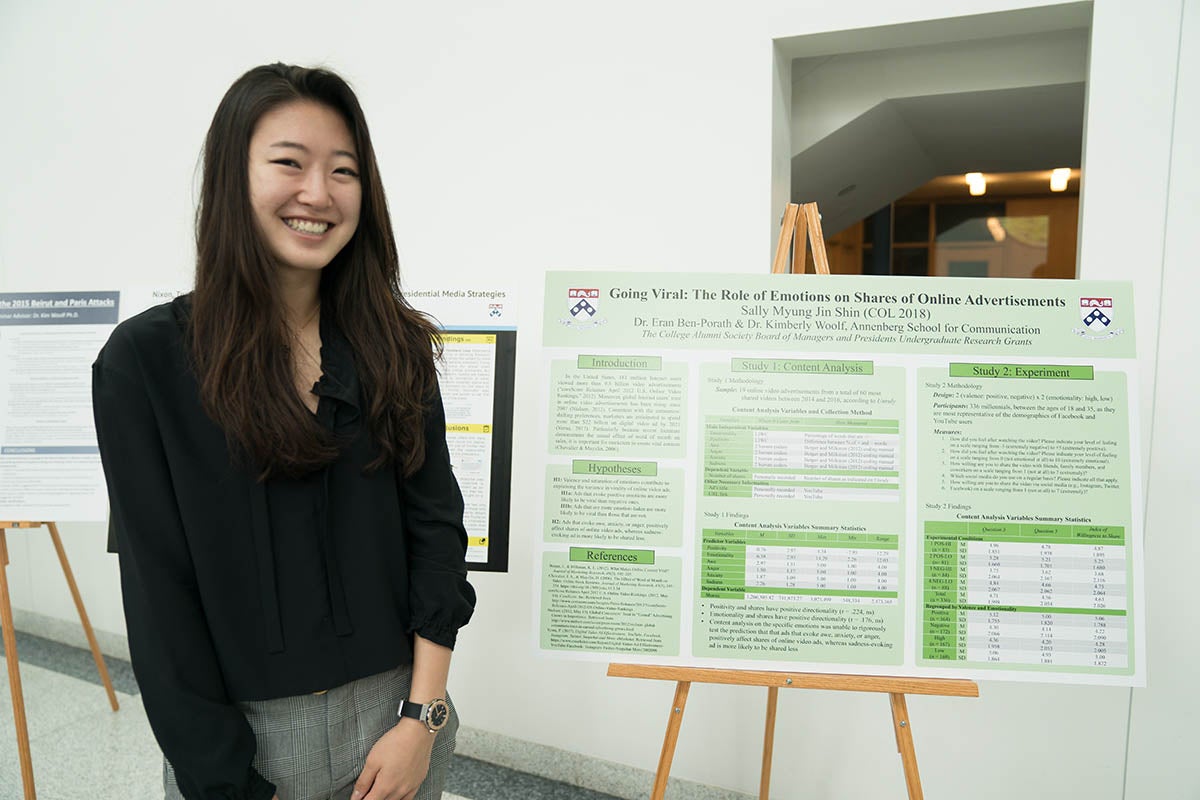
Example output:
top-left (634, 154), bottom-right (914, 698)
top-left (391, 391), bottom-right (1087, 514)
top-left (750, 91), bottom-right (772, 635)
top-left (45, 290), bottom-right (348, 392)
top-left (0, 530), bottom-right (37, 799)
top-left (651, 680), bottom-right (691, 800)
top-left (46, 523), bottom-right (118, 711)
top-left (793, 209), bottom-right (809, 274)
top-left (889, 693), bottom-right (924, 800)
top-left (759, 686), bottom-right (779, 800)
top-left (802, 203), bottom-right (831, 275)
top-left (772, 205), bottom-right (801, 274)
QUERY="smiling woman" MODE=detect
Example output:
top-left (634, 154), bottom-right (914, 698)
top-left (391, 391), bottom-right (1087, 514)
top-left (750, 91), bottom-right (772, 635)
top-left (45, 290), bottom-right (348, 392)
top-left (248, 101), bottom-right (362, 277)
top-left (91, 64), bottom-right (475, 800)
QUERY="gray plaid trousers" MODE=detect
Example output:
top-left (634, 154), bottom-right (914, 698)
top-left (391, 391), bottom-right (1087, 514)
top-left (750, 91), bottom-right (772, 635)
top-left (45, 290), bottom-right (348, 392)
top-left (164, 664), bottom-right (457, 800)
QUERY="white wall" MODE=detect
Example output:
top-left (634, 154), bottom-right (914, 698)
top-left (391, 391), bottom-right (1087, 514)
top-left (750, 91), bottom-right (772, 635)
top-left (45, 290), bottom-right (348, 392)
top-left (1, 1), bottom-right (1195, 798)
top-left (1124, 0), bottom-right (1200, 795)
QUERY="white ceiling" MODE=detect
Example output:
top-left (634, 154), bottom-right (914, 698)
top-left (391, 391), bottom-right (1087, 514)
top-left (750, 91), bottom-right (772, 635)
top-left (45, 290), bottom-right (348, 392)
top-left (791, 82), bottom-right (1086, 235)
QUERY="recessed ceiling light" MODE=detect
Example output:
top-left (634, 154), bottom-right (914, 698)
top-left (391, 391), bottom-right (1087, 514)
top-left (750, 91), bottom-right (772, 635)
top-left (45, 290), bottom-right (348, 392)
top-left (1050, 168), bottom-right (1071, 192)
top-left (965, 172), bottom-right (986, 196)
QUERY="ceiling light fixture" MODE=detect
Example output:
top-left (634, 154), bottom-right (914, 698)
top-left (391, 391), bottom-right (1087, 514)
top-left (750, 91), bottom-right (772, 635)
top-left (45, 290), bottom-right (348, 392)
top-left (965, 172), bottom-right (986, 197)
top-left (1050, 168), bottom-right (1071, 192)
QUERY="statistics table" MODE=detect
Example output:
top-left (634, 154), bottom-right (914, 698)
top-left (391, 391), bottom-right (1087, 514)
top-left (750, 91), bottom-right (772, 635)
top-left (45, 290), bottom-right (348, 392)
top-left (922, 521), bottom-right (1128, 669)
top-left (702, 528), bottom-right (899, 604)
top-left (703, 415), bottom-right (900, 502)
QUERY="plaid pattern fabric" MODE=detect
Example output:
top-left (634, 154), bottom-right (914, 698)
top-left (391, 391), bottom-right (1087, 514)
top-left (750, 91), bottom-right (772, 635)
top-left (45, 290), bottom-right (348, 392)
top-left (164, 664), bottom-right (457, 799)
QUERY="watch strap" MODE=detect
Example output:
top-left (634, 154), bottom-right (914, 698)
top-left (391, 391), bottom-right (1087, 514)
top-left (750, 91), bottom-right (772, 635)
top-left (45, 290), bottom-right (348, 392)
top-left (397, 699), bottom-right (425, 723)
top-left (397, 697), bottom-right (450, 733)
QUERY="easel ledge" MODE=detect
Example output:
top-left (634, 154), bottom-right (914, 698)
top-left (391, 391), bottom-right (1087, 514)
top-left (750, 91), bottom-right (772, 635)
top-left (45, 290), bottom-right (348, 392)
top-left (607, 663), bottom-right (979, 697)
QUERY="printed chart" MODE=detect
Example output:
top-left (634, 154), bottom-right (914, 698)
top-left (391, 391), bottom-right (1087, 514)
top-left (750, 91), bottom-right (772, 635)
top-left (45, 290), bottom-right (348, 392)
top-left (922, 521), bottom-right (1127, 669)
top-left (701, 528), bottom-right (899, 602)
top-left (538, 271), bottom-right (1144, 685)
top-left (704, 414), bottom-right (900, 502)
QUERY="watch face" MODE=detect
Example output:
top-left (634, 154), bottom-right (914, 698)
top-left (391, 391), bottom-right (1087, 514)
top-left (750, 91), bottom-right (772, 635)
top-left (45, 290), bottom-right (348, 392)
top-left (425, 698), bottom-right (450, 732)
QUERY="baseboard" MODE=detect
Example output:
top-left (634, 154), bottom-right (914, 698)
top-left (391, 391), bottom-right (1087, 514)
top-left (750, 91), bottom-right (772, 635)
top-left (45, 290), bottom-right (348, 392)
top-left (455, 725), bottom-right (754, 800)
top-left (12, 608), bottom-right (130, 661)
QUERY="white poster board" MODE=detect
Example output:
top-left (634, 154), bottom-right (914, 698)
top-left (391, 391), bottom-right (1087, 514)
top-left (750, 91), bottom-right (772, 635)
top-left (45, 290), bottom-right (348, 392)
top-left (0, 291), bottom-right (120, 521)
top-left (538, 271), bottom-right (1144, 686)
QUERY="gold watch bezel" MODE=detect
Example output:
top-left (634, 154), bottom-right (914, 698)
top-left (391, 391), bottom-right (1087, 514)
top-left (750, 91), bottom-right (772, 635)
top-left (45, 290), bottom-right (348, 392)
top-left (422, 697), bottom-right (450, 733)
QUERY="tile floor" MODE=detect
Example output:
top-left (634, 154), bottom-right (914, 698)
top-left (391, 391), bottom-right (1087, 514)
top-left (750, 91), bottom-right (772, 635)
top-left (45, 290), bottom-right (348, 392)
top-left (0, 632), bottom-right (618, 800)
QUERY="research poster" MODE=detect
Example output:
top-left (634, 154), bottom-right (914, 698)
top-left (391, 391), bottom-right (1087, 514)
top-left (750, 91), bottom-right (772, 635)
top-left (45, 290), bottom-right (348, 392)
top-left (1, 283), bottom-right (517, 568)
top-left (0, 291), bottom-right (120, 521)
top-left (409, 288), bottom-right (517, 571)
top-left (538, 271), bottom-right (1144, 685)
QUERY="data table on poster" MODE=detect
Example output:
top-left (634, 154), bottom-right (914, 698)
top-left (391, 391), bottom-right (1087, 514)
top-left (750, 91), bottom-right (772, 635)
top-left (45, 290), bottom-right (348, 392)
top-left (922, 521), bottom-right (1129, 669)
top-left (703, 415), bottom-right (900, 502)
top-left (702, 529), bottom-right (899, 605)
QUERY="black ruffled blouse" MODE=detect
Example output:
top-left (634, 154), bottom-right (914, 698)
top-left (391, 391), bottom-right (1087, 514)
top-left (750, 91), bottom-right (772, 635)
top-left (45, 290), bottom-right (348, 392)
top-left (92, 296), bottom-right (475, 800)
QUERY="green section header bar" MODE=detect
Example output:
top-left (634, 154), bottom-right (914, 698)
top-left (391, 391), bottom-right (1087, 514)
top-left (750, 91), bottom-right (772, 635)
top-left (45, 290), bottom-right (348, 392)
top-left (732, 358), bottom-right (874, 376)
top-left (924, 603), bottom-right (1127, 617)
top-left (577, 354), bottom-right (662, 370)
top-left (571, 460), bottom-right (658, 477)
top-left (568, 547), bottom-right (656, 565)
top-left (924, 521), bottom-right (967, 534)
top-left (924, 520), bottom-right (1126, 545)
top-left (949, 363), bottom-right (1095, 380)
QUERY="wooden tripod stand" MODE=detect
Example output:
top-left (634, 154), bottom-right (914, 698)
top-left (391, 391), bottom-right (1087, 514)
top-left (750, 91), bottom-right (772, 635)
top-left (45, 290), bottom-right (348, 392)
top-left (1, 520), bottom-right (120, 800)
top-left (607, 664), bottom-right (978, 800)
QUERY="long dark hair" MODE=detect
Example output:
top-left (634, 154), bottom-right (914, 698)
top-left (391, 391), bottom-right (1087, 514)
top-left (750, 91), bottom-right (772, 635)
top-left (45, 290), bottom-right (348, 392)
top-left (192, 63), bottom-right (440, 479)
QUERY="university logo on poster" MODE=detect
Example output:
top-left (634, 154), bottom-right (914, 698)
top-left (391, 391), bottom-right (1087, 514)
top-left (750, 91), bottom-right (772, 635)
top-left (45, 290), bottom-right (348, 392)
top-left (1075, 297), bottom-right (1123, 340)
top-left (1080, 297), bottom-right (1113, 330)
top-left (560, 288), bottom-right (605, 329)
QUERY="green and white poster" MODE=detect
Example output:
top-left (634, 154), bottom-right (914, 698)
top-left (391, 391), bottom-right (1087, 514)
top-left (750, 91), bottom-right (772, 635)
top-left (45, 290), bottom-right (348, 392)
top-left (537, 271), bottom-right (1144, 685)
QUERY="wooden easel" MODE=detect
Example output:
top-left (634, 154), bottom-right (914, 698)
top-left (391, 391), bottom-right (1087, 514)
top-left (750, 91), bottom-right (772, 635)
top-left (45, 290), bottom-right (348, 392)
top-left (607, 665), bottom-right (978, 800)
top-left (1, 521), bottom-right (120, 800)
top-left (771, 201), bottom-right (831, 275)
top-left (607, 203), bottom-right (979, 800)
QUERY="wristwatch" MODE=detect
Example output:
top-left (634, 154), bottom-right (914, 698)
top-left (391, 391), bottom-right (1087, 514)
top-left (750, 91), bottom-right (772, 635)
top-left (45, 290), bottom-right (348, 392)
top-left (397, 697), bottom-right (451, 734)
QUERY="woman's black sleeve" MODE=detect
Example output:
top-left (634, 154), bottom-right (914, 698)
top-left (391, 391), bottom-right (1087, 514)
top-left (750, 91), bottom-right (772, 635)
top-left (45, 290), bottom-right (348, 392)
top-left (93, 345), bottom-right (275, 800)
top-left (400, 383), bottom-right (477, 648)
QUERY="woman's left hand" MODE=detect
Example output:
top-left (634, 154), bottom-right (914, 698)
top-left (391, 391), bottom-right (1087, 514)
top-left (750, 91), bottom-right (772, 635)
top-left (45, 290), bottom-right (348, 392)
top-left (351, 719), bottom-right (435, 800)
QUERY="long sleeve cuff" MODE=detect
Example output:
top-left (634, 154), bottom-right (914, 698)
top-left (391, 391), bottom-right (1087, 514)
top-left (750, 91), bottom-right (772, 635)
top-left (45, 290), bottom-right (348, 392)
top-left (408, 567), bottom-right (477, 648)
